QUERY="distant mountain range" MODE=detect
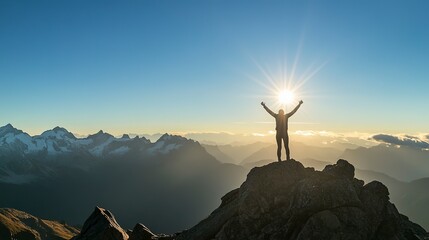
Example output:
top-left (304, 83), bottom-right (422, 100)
top-left (201, 142), bottom-right (271, 164)
top-left (201, 136), bottom-right (429, 182)
top-left (341, 144), bottom-right (429, 181)
top-left (2, 123), bottom-right (429, 233)
top-left (0, 124), bottom-right (247, 233)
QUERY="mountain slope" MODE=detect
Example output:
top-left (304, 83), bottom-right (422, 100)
top-left (203, 142), bottom-right (271, 164)
top-left (176, 159), bottom-right (428, 240)
top-left (341, 144), bottom-right (429, 181)
top-left (0, 125), bottom-right (247, 233)
top-left (71, 159), bottom-right (429, 240)
top-left (0, 208), bottom-right (79, 240)
top-left (244, 157), bottom-right (429, 231)
top-left (201, 144), bottom-right (236, 164)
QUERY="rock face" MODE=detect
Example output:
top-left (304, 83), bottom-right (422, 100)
top-left (0, 208), bottom-right (79, 240)
top-left (72, 159), bottom-right (429, 240)
top-left (176, 159), bottom-right (429, 240)
top-left (128, 224), bottom-right (156, 240)
top-left (71, 207), bottom-right (129, 240)
top-left (72, 207), bottom-right (176, 240)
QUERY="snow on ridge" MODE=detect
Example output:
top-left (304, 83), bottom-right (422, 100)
top-left (46, 141), bottom-right (55, 154)
top-left (0, 124), bottom-right (186, 157)
top-left (148, 140), bottom-right (165, 153)
top-left (147, 140), bottom-right (183, 155)
top-left (162, 143), bottom-right (182, 154)
top-left (41, 130), bottom-right (67, 139)
top-left (89, 137), bottom-right (115, 157)
top-left (26, 138), bottom-right (46, 153)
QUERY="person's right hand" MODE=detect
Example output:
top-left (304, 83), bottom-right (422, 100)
top-left (261, 101), bottom-right (265, 106)
top-left (299, 100), bottom-right (304, 105)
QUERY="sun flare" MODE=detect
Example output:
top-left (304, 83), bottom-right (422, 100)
top-left (278, 90), bottom-right (295, 105)
top-left (249, 48), bottom-right (326, 111)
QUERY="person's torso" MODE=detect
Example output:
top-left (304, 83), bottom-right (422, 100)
top-left (275, 115), bottom-right (289, 134)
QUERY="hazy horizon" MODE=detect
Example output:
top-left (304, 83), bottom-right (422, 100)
top-left (4, 123), bottom-right (429, 152)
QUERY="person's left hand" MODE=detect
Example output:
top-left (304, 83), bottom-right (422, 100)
top-left (299, 100), bottom-right (304, 105)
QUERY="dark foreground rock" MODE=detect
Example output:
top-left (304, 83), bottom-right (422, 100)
top-left (177, 159), bottom-right (429, 240)
top-left (73, 159), bottom-right (429, 240)
top-left (128, 224), bottom-right (156, 240)
top-left (71, 207), bottom-right (175, 240)
top-left (71, 207), bottom-right (128, 240)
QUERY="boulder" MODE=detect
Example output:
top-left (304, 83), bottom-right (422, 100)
top-left (177, 159), bottom-right (429, 240)
top-left (71, 207), bottom-right (128, 240)
top-left (128, 223), bottom-right (156, 240)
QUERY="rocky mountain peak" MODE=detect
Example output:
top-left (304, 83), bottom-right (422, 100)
top-left (52, 126), bottom-right (66, 131)
top-left (322, 158), bottom-right (355, 179)
top-left (71, 159), bottom-right (429, 240)
top-left (87, 130), bottom-right (114, 143)
top-left (128, 223), bottom-right (156, 240)
top-left (71, 206), bottom-right (129, 240)
top-left (1, 123), bottom-right (14, 130)
top-left (122, 134), bottom-right (131, 139)
top-left (41, 126), bottom-right (77, 140)
top-left (91, 130), bottom-right (106, 137)
top-left (157, 133), bottom-right (190, 144)
top-left (0, 123), bottom-right (23, 136)
top-left (176, 159), bottom-right (429, 240)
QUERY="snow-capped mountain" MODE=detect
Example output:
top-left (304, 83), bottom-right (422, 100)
top-left (0, 124), bottom-right (196, 183)
top-left (0, 124), bottom-right (247, 232)
top-left (0, 124), bottom-right (194, 158)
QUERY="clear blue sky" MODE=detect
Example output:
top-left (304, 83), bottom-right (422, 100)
top-left (1, 0), bottom-right (428, 136)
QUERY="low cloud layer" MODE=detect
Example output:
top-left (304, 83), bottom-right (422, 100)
top-left (372, 134), bottom-right (429, 150)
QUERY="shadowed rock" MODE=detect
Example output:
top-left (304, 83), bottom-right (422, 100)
top-left (72, 159), bottom-right (429, 240)
top-left (322, 159), bottom-right (355, 179)
top-left (176, 159), bottom-right (429, 240)
top-left (71, 207), bottom-right (128, 240)
top-left (128, 223), bottom-right (156, 240)
top-left (72, 209), bottom-right (176, 240)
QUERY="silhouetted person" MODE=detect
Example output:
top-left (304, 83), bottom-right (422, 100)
top-left (261, 100), bottom-right (303, 161)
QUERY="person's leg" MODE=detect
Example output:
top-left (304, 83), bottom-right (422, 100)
top-left (284, 134), bottom-right (290, 161)
top-left (276, 134), bottom-right (282, 161)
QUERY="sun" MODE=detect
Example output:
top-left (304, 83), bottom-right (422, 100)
top-left (249, 48), bottom-right (325, 110)
top-left (278, 90), bottom-right (294, 105)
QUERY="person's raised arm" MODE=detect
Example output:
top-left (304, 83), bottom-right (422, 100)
top-left (261, 102), bottom-right (276, 117)
top-left (287, 100), bottom-right (303, 117)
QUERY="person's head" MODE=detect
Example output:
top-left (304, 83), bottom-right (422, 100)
top-left (278, 109), bottom-right (284, 115)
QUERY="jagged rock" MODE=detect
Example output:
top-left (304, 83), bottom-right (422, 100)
top-left (177, 159), bottom-right (429, 240)
top-left (0, 208), bottom-right (79, 240)
top-left (71, 159), bottom-right (428, 240)
top-left (71, 207), bottom-right (128, 240)
top-left (322, 159), bottom-right (355, 179)
top-left (128, 223), bottom-right (156, 240)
